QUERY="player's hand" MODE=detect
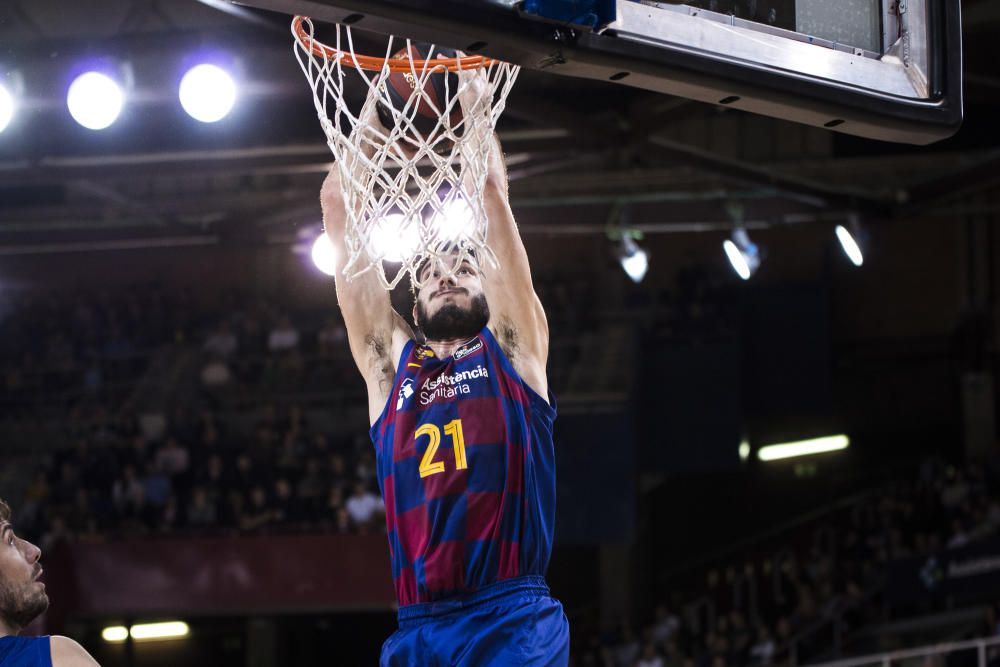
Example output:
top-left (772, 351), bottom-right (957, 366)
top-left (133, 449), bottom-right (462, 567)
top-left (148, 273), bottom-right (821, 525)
top-left (456, 68), bottom-right (506, 188)
top-left (457, 66), bottom-right (491, 120)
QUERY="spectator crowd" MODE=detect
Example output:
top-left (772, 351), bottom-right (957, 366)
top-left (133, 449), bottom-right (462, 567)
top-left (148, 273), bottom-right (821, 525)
top-left (571, 459), bottom-right (1000, 666)
top-left (16, 402), bottom-right (388, 549)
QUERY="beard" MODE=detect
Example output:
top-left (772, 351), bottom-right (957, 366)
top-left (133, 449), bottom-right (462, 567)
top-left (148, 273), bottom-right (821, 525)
top-left (0, 577), bottom-right (48, 631)
top-left (417, 292), bottom-right (490, 341)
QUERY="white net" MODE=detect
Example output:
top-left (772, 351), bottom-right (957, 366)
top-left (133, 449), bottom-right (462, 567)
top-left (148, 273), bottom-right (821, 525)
top-left (292, 17), bottom-right (521, 290)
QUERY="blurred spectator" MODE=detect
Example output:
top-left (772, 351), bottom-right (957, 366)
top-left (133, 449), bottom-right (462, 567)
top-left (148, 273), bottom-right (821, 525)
top-left (355, 450), bottom-right (377, 485)
top-left (325, 486), bottom-right (345, 520)
top-left (650, 605), bottom-right (679, 646)
top-left (160, 495), bottom-right (181, 533)
top-left (334, 507), bottom-right (352, 534)
top-left (345, 481), bottom-right (383, 528)
top-left (204, 321), bottom-right (239, 359)
top-left (39, 516), bottom-right (71, 553)
top-left (241, 486), bottom-right (279, 532)
top-left (112, 464), bottom-right (145, 517)
top-left (636, 643), bottom-right (664, 667)
top-left (329, 454), bottom-right (350, 491)
top-left (267, 315), bottom-right (300, 352)
top-left (317, 316), bottom-right (347, 355)
top-left (187, 487), bottom-right (218, 528)
top-left (272, 478), bottom-right (299, 525)
top-left (614, 623), bottom-right (640, 667)
top-left (155, 437), bottom-right (190, 477)
top-left (201, 355), bottom-right (232, 387)
top-left (297, 458), bottom-right (326, 515)
top-left (748, 625), bottom-right (774, 666)
top-left (142, 463), bottom-right (172, 510)
top-left (19, 471), bottom-right (50, 529)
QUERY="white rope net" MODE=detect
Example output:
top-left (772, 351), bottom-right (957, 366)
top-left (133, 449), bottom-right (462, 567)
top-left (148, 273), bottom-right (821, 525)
top-left (293, 17), bottom-right (521, 289)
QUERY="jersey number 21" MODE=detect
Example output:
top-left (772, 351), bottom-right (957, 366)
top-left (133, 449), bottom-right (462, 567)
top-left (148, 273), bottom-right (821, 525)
top-left (417, 419), bottom-right (467, 478)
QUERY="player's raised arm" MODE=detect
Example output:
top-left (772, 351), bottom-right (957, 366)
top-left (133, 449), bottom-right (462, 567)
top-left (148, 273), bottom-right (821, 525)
top-left (321, 166), bottom-right (409, 424)
top-left (477, 132), bottom-right (550, 400)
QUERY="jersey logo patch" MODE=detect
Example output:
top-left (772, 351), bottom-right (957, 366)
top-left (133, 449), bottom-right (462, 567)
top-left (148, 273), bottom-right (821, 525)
top-left (419, 365), bottom-right (488, 406)
top-left (453, 338), bottom-right (483, 361)
top-left (397, 378), bottom-right (414, 410)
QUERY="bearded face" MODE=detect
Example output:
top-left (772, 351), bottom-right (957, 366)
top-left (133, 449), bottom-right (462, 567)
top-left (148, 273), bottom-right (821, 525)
top-left (415, 291), bottom-right (490, 341)
top-left (0, 575), bottom-right (48, 631)
top-left (0, 523), bottom-right (47, 632)
top-left (413, 257), bottom-right (490, 341)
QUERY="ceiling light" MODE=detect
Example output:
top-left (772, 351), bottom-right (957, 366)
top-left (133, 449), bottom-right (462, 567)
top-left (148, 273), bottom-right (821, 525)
top-left (67, 71), bottom-right (124, 130)
top-left (757, 435), bottom-right (850, 462)
top-left (0, 83), bottom-right (15, 134)
top-left (835, 223), bottom-right (864, 267)
top-left (179, 64), bottom-right (237, 123)
top-left (723, 227), bottom-right (760, 280)
top-left (619, 234), bottom-right (648, 283)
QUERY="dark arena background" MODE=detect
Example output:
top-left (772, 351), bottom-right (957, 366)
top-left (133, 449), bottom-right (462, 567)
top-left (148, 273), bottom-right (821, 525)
top-left (1, 0), bottom-right (1000, 666)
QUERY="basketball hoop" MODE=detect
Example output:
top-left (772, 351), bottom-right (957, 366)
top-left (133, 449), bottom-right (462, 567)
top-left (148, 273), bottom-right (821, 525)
top-left (292, 16), bottom-right (520, 290)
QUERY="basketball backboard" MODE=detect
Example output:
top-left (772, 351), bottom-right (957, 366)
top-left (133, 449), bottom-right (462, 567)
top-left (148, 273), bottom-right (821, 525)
top-left (233, 0), bottom-right (962, 144)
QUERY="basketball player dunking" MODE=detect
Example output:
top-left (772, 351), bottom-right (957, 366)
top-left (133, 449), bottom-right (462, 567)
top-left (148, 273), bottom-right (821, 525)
top-left (0, 500), bottom-right (100, 667)
top-left (321, 125), bottom-right (569, 664)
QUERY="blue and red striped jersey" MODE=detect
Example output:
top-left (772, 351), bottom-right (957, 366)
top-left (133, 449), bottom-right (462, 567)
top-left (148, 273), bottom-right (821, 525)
top-left (369, 327), bottom-right (557, 607)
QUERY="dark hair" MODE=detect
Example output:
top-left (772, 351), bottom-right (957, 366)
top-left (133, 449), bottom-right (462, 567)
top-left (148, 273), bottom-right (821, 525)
top-left (0, 498), bottom-right (10, 523)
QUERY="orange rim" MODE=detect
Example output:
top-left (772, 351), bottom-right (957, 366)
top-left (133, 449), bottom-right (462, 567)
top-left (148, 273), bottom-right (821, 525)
top-left (293, 16), bottom-right (497, 72)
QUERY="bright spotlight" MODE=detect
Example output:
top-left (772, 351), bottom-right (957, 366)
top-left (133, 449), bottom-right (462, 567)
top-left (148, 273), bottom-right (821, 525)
top-left (102, 626), bottom-right (129, 643)
top-left (370, 213), bottom-right (421, 263)
top-left (129, 621), bottom-right (190, 641)
top-left (757, 435), bottom-right (850, 462)
top-left (430, 197), bottom-right (476, 244)
top-left (0, 84), bottom-right (14, 134)
top-left (67, 72), bottom-right (123, 130)
top-left (311, 232), bottom-right (338, 276)
top-left (723, 240), bottom-right (750, 280)
top-left (102, 621), bottom-right (190, 643)
top-left (723, 228), bottom-right (760, 280)
top-left (179, 64), bottom-right (236, 123)
top-left (618, 235), bottom-right (648, 283)
top-left (835, 225), bottom-right (864, 267)
top-left (739, 439), bottom-right (751, 462)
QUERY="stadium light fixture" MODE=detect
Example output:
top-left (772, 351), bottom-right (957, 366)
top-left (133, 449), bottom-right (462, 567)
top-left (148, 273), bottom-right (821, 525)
top-left (103, 621), bottom-right (190, 643)
top-left (618, 234), bottom-right (649, 283)
top-left (723, 227), bottom-right (760, 280)
top-left (130, 621), bottom-right (190, 641)
top-left (0, 83), bottom-right (14, 134)
top-left (101, 627), bottom-right (129, 643)
top-left (371, 213), bottom-right (421, 263)
top-left (67, 71), bottom-right (124, 130)
top-left (835, 216), bottom-right (865, 267)
top-left (430, 196), bottom-right (476, 245)
top-left (310, 232), bottom-right (338, 276)
top-left (739, 438), bottom-right (751, 462)
top-left (757, 435), bottom-right (850, 462)
top-left (179, 64), bottom-right (237, 123)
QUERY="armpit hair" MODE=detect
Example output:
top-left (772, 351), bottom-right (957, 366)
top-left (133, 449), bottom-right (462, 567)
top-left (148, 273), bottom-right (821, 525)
top-left (495, 317), bottom-right (520, 362)
top-left (366, 330), bottom-right (395, 394)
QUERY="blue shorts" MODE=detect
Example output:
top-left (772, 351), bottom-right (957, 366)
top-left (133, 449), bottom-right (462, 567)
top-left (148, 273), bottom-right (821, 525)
top-left (380, 576), bottom-right (569, 667)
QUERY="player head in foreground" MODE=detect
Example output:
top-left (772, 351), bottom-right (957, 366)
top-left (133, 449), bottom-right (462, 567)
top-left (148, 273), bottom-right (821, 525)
top-left (320, 74), bottom-right (569, 666)
top-left (0, 499), bottom-right (100, 666)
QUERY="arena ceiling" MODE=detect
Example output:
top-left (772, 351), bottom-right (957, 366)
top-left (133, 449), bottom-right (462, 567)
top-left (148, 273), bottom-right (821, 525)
top-left (0, 0), bottom-right (999, 254)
